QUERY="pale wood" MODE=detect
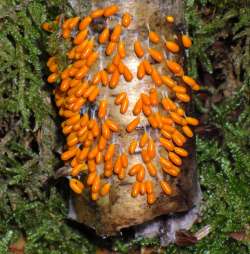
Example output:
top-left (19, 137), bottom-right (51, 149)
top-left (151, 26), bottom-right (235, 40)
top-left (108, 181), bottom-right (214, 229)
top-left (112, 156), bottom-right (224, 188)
top-left (69, 0), bottom-right (198, 236)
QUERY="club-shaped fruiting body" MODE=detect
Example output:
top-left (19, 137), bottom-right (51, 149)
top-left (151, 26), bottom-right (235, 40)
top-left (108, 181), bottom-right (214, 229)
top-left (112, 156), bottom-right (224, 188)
top-left (44, 5), bottom-right (199, 204)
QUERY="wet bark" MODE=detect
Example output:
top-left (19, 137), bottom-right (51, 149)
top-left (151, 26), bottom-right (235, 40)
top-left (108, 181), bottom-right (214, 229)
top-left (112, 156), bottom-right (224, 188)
top-left (69, 0), bottom-right (199, 236)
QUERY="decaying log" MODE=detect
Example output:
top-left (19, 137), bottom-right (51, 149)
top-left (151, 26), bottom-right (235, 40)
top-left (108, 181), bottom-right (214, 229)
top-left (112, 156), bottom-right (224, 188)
top-left (67, 0), bottom-right (200, 238)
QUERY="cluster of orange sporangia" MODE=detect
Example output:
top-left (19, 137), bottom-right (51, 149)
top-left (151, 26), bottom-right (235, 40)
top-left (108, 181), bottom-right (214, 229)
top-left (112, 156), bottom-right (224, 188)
top-left (44, 5), bottom-right (200, 204)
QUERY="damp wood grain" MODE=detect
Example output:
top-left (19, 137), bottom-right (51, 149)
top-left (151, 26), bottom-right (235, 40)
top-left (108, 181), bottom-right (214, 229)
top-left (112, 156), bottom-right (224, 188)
top-left (70, 0), bottom-right (199, 236)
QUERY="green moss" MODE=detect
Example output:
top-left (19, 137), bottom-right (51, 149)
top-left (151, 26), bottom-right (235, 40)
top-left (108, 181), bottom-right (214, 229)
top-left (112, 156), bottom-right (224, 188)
top-left (0, 1), bottom-right (94, 253)
top-left (163, 1), bottom-right (250, 253)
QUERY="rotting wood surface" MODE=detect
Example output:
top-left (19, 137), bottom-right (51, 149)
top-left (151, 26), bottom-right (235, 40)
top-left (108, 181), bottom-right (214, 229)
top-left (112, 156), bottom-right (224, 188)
top-left (69, 0), bottom-right (199, 236)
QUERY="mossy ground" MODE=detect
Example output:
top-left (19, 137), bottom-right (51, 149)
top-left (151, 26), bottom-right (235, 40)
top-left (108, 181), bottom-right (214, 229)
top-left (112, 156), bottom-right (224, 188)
top-left (0, 0), bottom-right (249, 253)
